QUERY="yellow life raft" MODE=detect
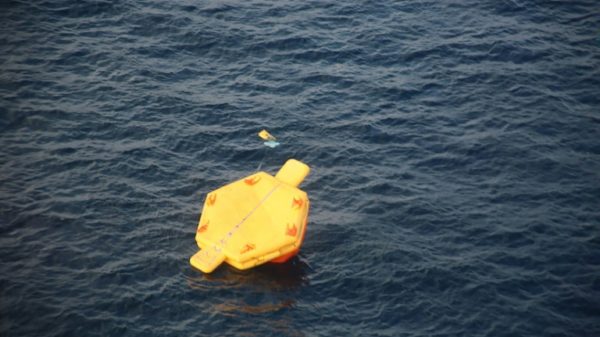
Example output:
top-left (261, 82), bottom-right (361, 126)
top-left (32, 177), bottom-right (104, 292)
top-left (190, 159), bottom-right (311, 273)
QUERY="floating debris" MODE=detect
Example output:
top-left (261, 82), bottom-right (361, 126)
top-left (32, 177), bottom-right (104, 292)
top-left (258, 129), bottom-right (280, 147)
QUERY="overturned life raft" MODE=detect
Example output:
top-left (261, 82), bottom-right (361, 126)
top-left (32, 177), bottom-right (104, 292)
top-left (190, 159), bottom-right (310, 273)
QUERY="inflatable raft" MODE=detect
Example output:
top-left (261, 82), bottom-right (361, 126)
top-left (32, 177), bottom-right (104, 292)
top-left (190, 159), bottom-right (310, 273)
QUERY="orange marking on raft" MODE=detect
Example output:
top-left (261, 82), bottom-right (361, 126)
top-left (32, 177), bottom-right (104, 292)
top-left (292, 197), bottom-right (303, 209)
top-left (244, 176), bottom-right (261, 186)
top-left (207, 194), bottom-right (217, 206)
top-left (197, 221), bottom-right (209, 233)
top-left (286, 223), bottom-right (298, 237)
top-left (240, 243), bottom-right (255, 254)
top-left (272, 216), bottom-right (308, 264)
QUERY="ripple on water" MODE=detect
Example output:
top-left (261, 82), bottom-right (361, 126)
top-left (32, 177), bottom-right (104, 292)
top-left (1, 0), bottom-right (600, 336)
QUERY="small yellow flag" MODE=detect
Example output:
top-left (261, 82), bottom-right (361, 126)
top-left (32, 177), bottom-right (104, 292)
top-left (258, 129), bottom-right (276, 141)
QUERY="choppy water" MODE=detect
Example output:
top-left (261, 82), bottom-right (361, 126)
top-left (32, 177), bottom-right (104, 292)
top-left (1, 1), bottom-right (600, 336)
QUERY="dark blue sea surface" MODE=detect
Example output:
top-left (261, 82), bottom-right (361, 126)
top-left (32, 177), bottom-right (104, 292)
top-left (1, 0), bottom-right (600, 336)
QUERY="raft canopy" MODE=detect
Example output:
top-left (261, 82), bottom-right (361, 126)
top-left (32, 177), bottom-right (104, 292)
top-left (190, 159), bottom-right (311, 273)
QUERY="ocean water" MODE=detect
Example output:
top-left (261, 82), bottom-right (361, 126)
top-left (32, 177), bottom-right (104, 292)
top-left (1, 0), bottom-right (599, 336)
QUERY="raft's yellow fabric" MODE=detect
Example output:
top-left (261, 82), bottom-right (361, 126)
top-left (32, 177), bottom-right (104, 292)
top-left (190, 159), bottom-right (310, 273)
